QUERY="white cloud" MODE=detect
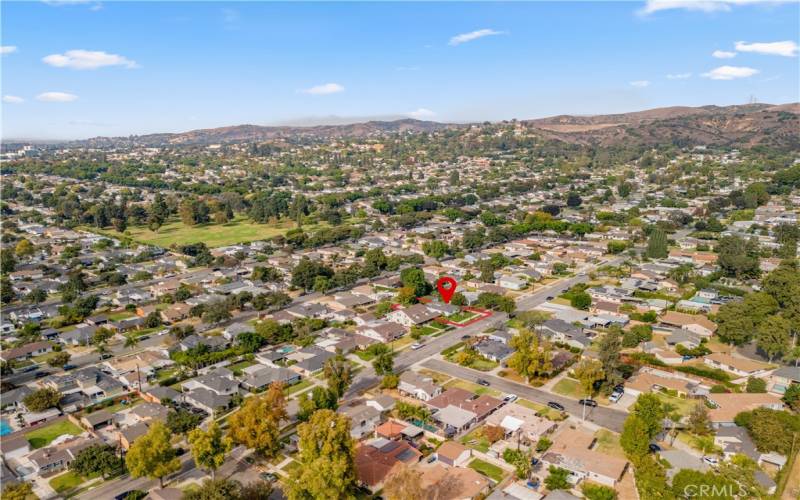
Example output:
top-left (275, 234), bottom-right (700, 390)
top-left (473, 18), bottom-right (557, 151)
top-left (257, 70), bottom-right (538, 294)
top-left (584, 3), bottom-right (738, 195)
top-left (42, 49), bottom-right (138, 70)
top-left (406, 108), bottom-right (436, 119)
top-left (36, 92), bottom-right (78, 102)
top-left (712, 50), bottom-right (737, 58)
top-left (667, 72), bottom-right (693, 79)
top-left (299, 83), bottom-right (345, 95)
top-left (0, 46), bottom-right (17, 55)
top-left (735, 40), bottom-right (798, 57)
top-left (3, 95), bottom-right (24, 104)
top-left (449, 29), bottom-right (504, 46)
top-left (630, 80), bottom-right (651, 87)
top-left (702, 65), bottom-right (759, 80)
top-left (639, 0), bottom-right (793, 15)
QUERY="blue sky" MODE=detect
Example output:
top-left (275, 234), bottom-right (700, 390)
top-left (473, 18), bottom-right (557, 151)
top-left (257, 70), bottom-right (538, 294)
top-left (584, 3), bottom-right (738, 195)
top-left (2, 1), bottom-right (799, 140)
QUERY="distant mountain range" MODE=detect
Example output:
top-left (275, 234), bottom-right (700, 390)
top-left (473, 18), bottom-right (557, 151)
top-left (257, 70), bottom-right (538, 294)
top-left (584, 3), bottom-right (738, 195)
top-left (32, 102), bottom-right (800, 151)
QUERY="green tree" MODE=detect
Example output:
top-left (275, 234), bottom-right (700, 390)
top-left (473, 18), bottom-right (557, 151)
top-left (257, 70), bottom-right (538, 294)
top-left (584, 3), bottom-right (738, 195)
top-left (570, 291), bottom-right (591, 310)
top-left (572, 359), bottom-right (604, 400)
top-left (782, 383), bottom-right (800, 412)
top-left (508, 329), bottom-right (553, 381)
top-left (717, 235), bottom-right (761, 279)
top-left (745, 377), bottom-right (767, 393)
top-left (400, 267), bottom-right (432, 297)
top-left (372, 347), bottom-right (395, 376)
top-left (228, 383), bottom-right (287, 458)
top-left (756, 315), bottom-right (790, 362)
top-left (582, 483), bottom-right (618, 500)
top-left (544, 466), bottom-right (570, 490)
top-left (126, 421), bottom-right (181, 488)
top-left (422, 240), bottom-right (449, 259)
top-left (188, 421), bottom-right (232, 480)
top-left (70, 444), bottom-right (124, 479)
top-left (285, 409), bottom-right (357, 500)
top-left (323, 354), bottom-right (352, 400)
top-left (291, 258), bottom-right (333, 291)
top-left (47, 351), bottom-right (71, 368)
top-left (630, 393), bottom-right (666, 439)
top-left (688, 403), bottom-right (711, 436)
top-left (23, 388), bottom-right (61, 412)
top-left (671, 470), bottom-right (737, 500)
top-left (1, 481), bottom-right (36, 500)
top-left (1, 278), bottom-right (16, 304)
top-left (621, 415), bottom-right (651, 459)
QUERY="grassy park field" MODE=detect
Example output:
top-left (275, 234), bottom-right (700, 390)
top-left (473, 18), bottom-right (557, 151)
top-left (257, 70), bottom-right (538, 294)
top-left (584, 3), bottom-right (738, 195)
top-left (84, 216), bottom-right (314, 248)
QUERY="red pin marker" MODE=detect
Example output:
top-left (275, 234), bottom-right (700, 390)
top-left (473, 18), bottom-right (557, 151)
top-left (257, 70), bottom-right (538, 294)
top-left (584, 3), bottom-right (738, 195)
top-left (437, 276), bottom-right (458, 304)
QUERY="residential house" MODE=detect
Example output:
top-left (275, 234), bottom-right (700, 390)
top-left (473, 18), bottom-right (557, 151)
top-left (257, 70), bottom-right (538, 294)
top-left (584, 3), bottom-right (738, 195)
top-left (355, 438), bottom-right (423, 491)
top-left (704, 353), bottom-right (769, 378)
top-left (80, 409), bottom-right (115, 430)
top-left (241, 365), bottom-right (301, 391)
top-left (386, 304), bottom-right (441, 327)
top-left (484, 403), bottom-right (558, 444)
top-left (540, 426), bottom-right (629, 487)
top-left (0, 341), bottom-right (53, 363)
top-left (768, 366), bottom-right (800, 395)
top-left (435, 440), bottom-right (472, 467)
top-left (540, 319), bottom-right (591, 350)
top-left (28, 435), bottom-right (102, 475)
top-left (706, 393), bottom-right (784, 427)
top-left (473, 339), bottom-right (513, 363)
top-left (398, 371), bottom-right (442, 401)
top-left (338, 403), bottom-right (382, 439)
top-left (418, 464), bottom-right (490, 499)
top-left (659, 311), bottom-right (717, 337)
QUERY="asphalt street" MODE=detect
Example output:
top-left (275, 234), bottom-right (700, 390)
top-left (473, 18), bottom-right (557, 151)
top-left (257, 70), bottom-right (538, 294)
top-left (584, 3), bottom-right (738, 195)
top-left (421, 358), bottom-right (627, 433)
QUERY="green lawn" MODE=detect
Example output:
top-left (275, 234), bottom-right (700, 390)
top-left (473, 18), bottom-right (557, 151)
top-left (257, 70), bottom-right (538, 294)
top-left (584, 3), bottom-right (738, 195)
top-left (447, 311), bottom-right (479, 323)
top-left (26, 420), bottom-right (84, 449)
top-left (82, 215), bottom-right (321, 249)
top-left (32, 350), bottom-right (61, 363)
top-left (443, 379), bottom-right (502, 398)
top-left (49, 471), bottom-right (86, 494)
top-left (282, 460), bottom-right (301, 475)
top-left (468, 458), bottom-right (506, 483)
top-left (459, 429), bottom-right (491, 453)
top-left (228, 360), bottom-right (257, 373)
top-left (516, 399), bottom-right (565, 421)
top-left (552, 378), bottom-right (584, 399)
top-left (285, 379), bottom-right (314, 396)
top-left (653, 392), bottom-right (700, 417)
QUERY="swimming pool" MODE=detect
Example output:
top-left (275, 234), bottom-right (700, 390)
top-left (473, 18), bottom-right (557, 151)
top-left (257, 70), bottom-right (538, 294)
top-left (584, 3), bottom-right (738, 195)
top-left (0, 418), bottom-right (12, 436)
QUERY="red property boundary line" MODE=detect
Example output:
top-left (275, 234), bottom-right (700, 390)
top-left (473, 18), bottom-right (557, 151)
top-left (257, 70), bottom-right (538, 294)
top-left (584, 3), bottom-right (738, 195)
top-left (436, 306), bottom-right (493, 327)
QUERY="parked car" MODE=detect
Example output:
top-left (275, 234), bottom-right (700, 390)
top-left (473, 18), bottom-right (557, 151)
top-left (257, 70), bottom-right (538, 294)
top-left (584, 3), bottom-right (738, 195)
top-left (546, 296), bottom-right (554, 300)
top-left (100, 353), bottom-right (114, 360)
top-left (461, 335), bottom-right (471, 340)
top-left (578, 399), bottom-right (598, 407)
top-left (609, 391), bottom-right (623, 403)
top-left (427, 454), bottom-right (437, 463)
top-left (260, 472), bottom-right (278, 482)
top-left (63, 364), bottom-right (77, 371)
top-left (547, 401), bottom-right (565, 411)
top-left (503, 394), bottom-right (518, 403)
top-left (649, 443), bottom-right (661, 453)
top-left (411, 343), bottom-right (423, 350)
top-left (702, 456), bottom-right (719, 467)
top-left (476, 378), bottom-right (490, 386)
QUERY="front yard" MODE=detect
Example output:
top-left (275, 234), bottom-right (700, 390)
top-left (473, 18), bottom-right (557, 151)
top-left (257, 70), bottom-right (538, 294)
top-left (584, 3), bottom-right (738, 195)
top-left (551, 377), bottom-right (585, 399)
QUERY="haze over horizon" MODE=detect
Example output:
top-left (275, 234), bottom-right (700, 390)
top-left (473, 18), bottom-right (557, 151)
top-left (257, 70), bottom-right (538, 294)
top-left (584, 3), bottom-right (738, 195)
top-left (2, 0), bottom-right (799, 140)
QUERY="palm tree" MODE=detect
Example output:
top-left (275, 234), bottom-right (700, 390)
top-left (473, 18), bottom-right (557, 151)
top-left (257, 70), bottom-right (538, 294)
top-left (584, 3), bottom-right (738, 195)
top-left (124, 334), bottom-right (139, 349)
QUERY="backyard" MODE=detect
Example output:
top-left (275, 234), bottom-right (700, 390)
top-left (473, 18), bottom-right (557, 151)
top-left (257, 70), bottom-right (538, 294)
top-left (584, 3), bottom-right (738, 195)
top-left (26, 420), bottom-right (84, 449)
top-left (468, 458), bottom-right (506, 483)
top-left (459, 427), bottom-right (491, 453)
